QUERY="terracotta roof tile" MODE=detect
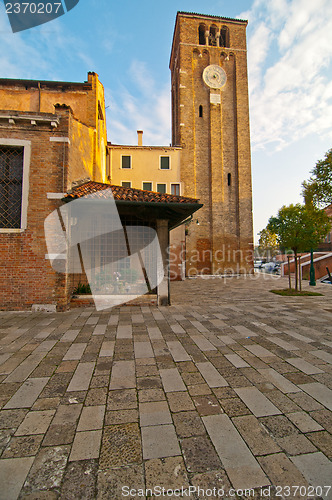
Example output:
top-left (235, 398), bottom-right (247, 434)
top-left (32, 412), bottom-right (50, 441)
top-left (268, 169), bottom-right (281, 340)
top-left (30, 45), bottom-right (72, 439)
top-left (65, 181), bottom-right (200, 205)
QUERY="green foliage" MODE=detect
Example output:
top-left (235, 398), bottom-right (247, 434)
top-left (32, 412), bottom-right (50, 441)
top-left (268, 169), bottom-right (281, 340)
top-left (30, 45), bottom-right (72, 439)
top-left (302, 148), bottom-right (332, 208)
top-left (258, 228), bottom-right (278, 259)
top-left (267, 203), bottom-right (331, 253)
top-left (270, 289), bottom-right (323, 297)
top-left (73, 282), bottom-right (92, 295)
top-left (121, 268), bottom-right (139, 284)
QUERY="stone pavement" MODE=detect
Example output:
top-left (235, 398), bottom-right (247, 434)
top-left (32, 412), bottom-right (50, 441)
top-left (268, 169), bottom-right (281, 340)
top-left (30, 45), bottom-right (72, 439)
top-left (0, 274), bottom-right (331, 499)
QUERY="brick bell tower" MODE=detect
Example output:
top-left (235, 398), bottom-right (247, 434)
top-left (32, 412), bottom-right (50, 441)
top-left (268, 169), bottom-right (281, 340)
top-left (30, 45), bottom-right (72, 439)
top-left (170, 12), bottom-right (253, 275)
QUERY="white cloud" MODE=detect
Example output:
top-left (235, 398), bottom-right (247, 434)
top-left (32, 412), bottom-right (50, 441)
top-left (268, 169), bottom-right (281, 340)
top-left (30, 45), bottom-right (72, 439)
top-left (106, 60), bottom-right (171, 146)
top-left (243, 0), bottom-right (332, 151)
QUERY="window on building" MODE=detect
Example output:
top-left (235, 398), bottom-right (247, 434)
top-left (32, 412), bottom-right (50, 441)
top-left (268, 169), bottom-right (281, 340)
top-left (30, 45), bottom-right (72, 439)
top-left (157, 184), bottom-right (166, 194)
top-left (0, 146), bottom-right (24, 229)
top-left (228, 173), bottom-right (231, 186)
top-left (199, 105), bottom-right (203, 118)
top-left (209, 26), bottom-right (218, 46)
top-left (199, 24), bottom-right (206, 45)
top-left (121, 156), bottom-right (131, 169)
top-left (121, 181), bottom-right (131, 188)
top-left (171, 184), bottom-right (180, 196)
top-left (220, 27), bottom-right (228, 47)
top-left (143, 182), bottom-right (152, 191)
top-left (160, 156), bottom-right (170, 170)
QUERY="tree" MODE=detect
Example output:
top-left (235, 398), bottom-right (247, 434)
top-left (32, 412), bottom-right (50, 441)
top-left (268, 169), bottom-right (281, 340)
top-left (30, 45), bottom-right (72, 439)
top-left (302, 148), bottom-right (332, 208)
top-left (258, 228), bottom-right (278, 260)
top-left (267, 204), bottom-right (331, 290)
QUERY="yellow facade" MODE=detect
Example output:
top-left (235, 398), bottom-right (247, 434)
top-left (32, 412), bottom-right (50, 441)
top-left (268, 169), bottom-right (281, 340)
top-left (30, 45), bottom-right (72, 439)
top-left (108, 139), bottom-right (182, 195)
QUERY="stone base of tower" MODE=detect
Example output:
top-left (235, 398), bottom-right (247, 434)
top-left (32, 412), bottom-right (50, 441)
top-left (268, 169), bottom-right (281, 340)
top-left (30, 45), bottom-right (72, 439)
top-left (185, 234), bottom-right (254, 276)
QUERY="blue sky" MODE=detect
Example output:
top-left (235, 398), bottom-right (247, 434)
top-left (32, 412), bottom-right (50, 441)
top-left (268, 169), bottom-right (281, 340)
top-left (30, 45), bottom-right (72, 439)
top-left (1, 0), bottom-right (332, 243)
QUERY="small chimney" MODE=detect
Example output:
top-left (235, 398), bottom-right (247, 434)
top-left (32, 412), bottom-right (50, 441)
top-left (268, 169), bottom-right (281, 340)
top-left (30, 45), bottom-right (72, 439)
top-left (137, 130), bottom-right (143, 146)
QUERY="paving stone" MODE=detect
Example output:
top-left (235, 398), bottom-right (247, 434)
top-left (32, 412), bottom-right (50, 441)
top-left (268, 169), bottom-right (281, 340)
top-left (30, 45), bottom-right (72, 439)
top-left (219, 397), bottom-right (251, 417)
top-left (137, 375), bottom-right (163, 390)
top-left (306, 431), bottom-right (332, 458)
top-left (63, 343), bottom-right (87, 361)
top-left (107, 389), bottom-right (137, 410)
top-left (286, 411), bottom-right (324, 432)
top-left (133, 341), bottom-right (154, 359)
top-left (258, 368), bottom-right (301, 394)
top-left (0, 408), bottom-right (27, 428)
top-left (235, 387), bottom-right (281, 417)
top-left (15, 409), bottom-right (55, 436)
top-left (52, 403), bottom-right (82, 425)
top-left (290, 452), bottom-right (332, 493)
top-left (180, 434), bottom-right (222, 473)
top-left (4, 352), bottom-right (47, 383)
top-left (191, 335), bottom-right (217, 351)
top-left (196, 362), bottom-right (228, 388)
top-left (99, 341), bottom-right (115, 357)
top-left (109, 360), bottom-right (135, 390)
top-left (116, 325), bottom-right (132, 339)
top-left (139, 401), bottom-right (172, 426)
top-left (233, 325), bottom-right (258, 337)
top-left (99, 423), bottom-right (142, 467)
top-left (148, 326), bottom-right (163, 339)
top-left (213, 387), bottom-right (238, 399)
top-left (286, 357), bottom-right (323, 374)
top-left (85, 387), bottom-right (107, 406)
top-left (267, 336), bottom-right (299, 351)
top-left (309, 409), bottom-right (332, 433)
top-left (159, 368), bottom-right (186, 392)
top-left (192, 474), bottom-right (234, 500)
top-left (138, 388), bottom-right (165, 403)
top-left (310, 349), bottom-right (332, 364)
top-left (0, 456), bottom-right (34, 499)
top-left (105, 409), bottom-right (138, 425)
top-left (167, 392), bottom-right (195, 412)
top-left (4, 378), bottom-right (49, 409)
top-left (56, 360), bottom-right (79, 373)
top-left (166, 341), bottom-right (191, 362)
top-left (22, 445), bottom-right (70, 495)
top-left (173, 410), bottom-right (206, 438)
top-left (203, 414), bottom-right (269, 489)
top-left (276, 434), bottom-right (317, 455)
top-left (67, 362), bottom-right (95, 392)
top-left (284, 372), bottom-right (315, 385)
top-left (61, 391), bottom-right (87, 405)
top-left (244, 344), bottom-right (276, 358)
top-left (193, 394), bottom-right (223, 416)
top-left (69, 430), bottom-right (102, 461)
top-left (188, 383), bottom-right (212, 396)
top-left (225, 353), bottom-right (250, 368)
top-left (77, 405), bottom-right (105, 431)
top-left (97, 464), bottom-right (144, 499)
top-left (141, 424), bottom-right (180, 460)
top-left (289, 391), bottom-right (324, 411)
top-left (40, 373), bottom-right (72, 398)
top-left (299, 382), bottom-right (332, 410)
top-left (59, 459), bottom-right (98, 499)
top-left (145, 456), bottom-right (190, 492)
top-left (258, 453), bottom-right (308, 488)
top-left (42, 423), bottom-right (76, 446)
top-left (2, 434), bottom-right (43, 458)
top-left (60, 330), bottom-right (80, 342)
top-left (136, 364), bottom-right (158, 377)
top-left (232, 415), bottom-right (281, 456)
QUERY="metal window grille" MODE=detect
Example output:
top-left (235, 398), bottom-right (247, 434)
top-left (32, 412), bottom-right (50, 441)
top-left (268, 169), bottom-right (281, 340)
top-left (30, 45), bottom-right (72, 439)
top-left (0, 146), bottom-right (24, 228)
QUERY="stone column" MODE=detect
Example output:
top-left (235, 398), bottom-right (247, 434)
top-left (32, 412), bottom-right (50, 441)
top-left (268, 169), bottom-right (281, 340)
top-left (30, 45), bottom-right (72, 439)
top-left (156, 219), bottom-right (169, 306)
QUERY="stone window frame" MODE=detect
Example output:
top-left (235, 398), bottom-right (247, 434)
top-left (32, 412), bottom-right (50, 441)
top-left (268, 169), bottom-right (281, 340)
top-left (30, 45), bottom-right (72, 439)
top-left (0, 138), bottom-right (31, 234)
top-left (121, 155), bottom-right (132, 169)
top-left (142, 181), bottom-right (153, 191)
top-left (159, 156), bottom-right (170, 170)
top-left (171, 183), bottom-right (181, 196)
top-left (121, 181), bottom-right (132, 188)
top-left (156, 183), bottom-right (167, 194)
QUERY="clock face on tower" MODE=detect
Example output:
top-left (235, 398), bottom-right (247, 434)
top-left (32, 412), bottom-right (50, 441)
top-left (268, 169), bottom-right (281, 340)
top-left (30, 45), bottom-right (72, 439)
top-left (202, 65), bottom-right (227, 89)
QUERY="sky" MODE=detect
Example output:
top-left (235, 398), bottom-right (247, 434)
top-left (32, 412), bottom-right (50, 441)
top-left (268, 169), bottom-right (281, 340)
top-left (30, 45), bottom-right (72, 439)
top-left (1, 0), bottom-right (332, 243)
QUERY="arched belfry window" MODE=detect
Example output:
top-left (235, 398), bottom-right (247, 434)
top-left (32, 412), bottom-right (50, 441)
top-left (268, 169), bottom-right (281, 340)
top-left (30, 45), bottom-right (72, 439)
top-left (199, 105), bottom-right (203, 118)
top-left (220, 27), bottom-right (229, 47)
top-left (209, 26), bottom-right (218, 46)
top-left (199, 25), bottom-right (206, 45)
